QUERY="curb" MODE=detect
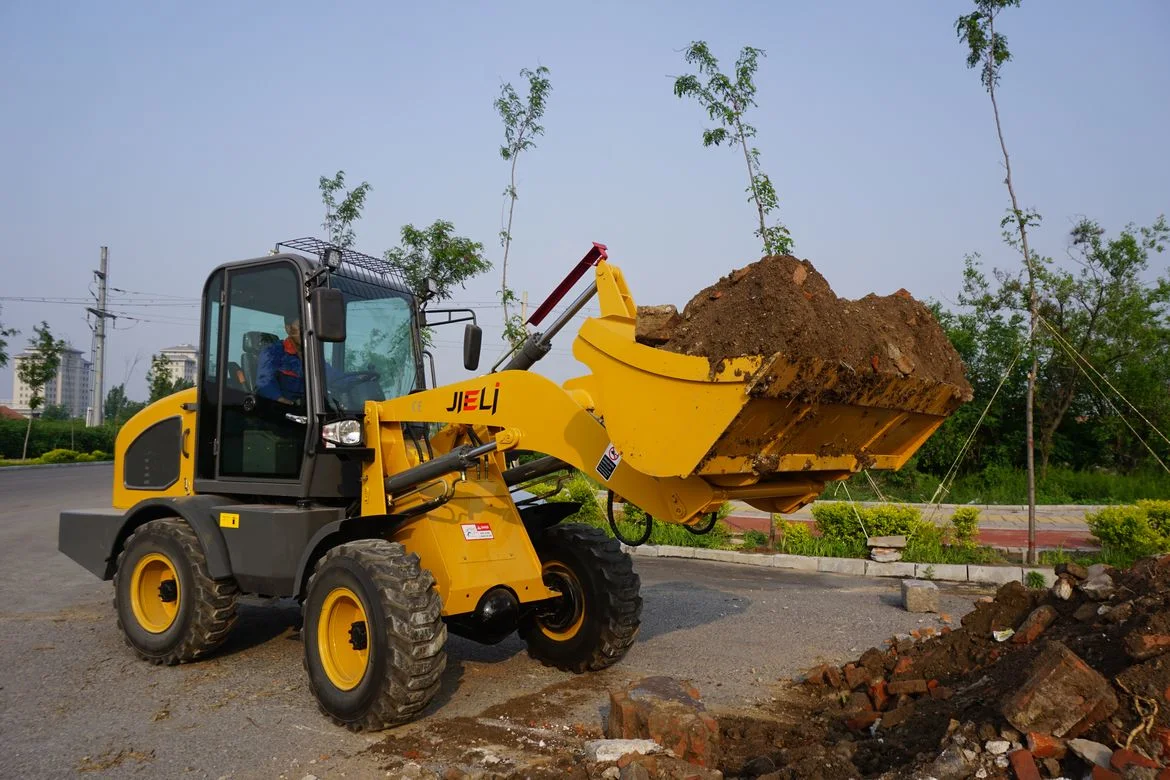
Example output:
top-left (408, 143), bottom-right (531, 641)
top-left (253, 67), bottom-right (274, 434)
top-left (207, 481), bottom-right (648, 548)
top-left (0, 460), bottom-right (113, 472)
top-left (620, 543), bottom-right (1058, 587)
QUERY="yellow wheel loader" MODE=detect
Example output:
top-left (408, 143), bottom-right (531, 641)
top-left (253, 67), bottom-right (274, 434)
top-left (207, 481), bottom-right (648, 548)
top-left (58, 239), bottom-right (968, 730)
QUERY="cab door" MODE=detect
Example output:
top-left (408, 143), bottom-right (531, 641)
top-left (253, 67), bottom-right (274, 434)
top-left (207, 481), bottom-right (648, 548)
top-left (195, 260), bottom-right (311, 487)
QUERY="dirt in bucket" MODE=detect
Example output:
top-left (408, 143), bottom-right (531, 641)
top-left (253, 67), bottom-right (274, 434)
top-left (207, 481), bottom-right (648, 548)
top-left (635, 254), bottom-right (972, 395)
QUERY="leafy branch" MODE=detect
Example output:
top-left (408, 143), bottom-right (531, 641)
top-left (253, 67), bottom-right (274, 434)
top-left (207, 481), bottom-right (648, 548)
top-left (495, 65), bottom-right (551, 348)
top-left (319, 170), bottom-right (372, 249)
top-left (673, 41), bottom-right (792, 256)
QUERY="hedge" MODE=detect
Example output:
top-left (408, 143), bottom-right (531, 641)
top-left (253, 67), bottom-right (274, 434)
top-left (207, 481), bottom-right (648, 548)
top-left (0, 420), bottom-right (118, 460)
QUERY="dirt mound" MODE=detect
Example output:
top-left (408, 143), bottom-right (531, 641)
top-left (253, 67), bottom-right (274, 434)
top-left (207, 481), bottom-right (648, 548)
top-left (636, 255), bottom-right (972, 395)
top-left (737, 556), bottom-right (1170, 778)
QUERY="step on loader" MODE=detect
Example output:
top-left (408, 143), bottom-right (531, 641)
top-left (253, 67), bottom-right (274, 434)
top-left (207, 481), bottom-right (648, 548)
top-left (58, 239), bottom-right (969, 730)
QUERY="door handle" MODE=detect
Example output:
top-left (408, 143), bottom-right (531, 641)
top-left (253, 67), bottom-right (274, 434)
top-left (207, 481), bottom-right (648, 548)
top-left (285, 413), bottom-right (308, 424)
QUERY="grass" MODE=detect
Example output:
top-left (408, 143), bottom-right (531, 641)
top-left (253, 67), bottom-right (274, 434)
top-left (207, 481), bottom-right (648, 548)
top-left (1038, 545), bottom-right (1143, 570)
top-left (827, 465), bottom-right (1170, 505)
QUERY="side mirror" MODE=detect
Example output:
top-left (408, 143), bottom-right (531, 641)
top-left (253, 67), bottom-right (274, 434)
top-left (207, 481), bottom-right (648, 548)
top-left (463, 323), bottom-right (482, 371)
top-left (310, 287), bottom-right (346, 342)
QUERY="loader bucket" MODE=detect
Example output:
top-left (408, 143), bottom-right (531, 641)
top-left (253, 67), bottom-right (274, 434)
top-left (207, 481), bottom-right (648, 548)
top-left (567, 263), bottom-right (970, 510)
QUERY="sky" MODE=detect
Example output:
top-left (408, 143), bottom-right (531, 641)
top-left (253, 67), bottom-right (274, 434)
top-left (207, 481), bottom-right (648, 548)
top-left (1, 0), bottom-right (1167, 405)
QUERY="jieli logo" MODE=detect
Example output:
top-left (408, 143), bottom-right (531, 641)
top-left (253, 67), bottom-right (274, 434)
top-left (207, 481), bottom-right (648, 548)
top-left (446, 382), bottom-right (500, 415)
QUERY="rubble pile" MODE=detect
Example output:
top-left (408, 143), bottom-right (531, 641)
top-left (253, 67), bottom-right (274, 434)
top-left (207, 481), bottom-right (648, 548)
top-left (791, 555), bottom-right (1170, 778)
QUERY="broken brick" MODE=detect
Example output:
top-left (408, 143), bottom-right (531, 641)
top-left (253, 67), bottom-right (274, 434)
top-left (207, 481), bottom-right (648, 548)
top-left (1009, 749), bottom-right (1041, 780)
top-left (1090, 765), bottom-right (1122, 780)
top-left (1126, 632), bottom-right (1170, 662)
top-left (1056, 562), bottom-right (1089, 580)
top-left (929, 685), bottom-right (953, 701)
top-left (846, 711), bottom-right (880, 731)
top-left (605, 677), bottom-right (720, 768)
top-left (868, 680), bottom-right (890, 711)
top-left (1154, 727), bottom-right (1170, 759)
top-left (1026, 732), bottom-right (1067, 759)
top-left (1013, 605), bottom-right (1058, 645)
top-left (887, 679), bottom-right (929, 695)
top-left (845, 692), bottom-right (872, 714)
top-left (881, 703), bottom-right (916, 729)
top-left (1001, 641), bottom-right (1119, 738)
top-left (804, 664), bottom-right (831, 686)
top-left (1111, 748), bottom-right (1160, 771)
top-left (824, 665), bottom-right (843, 689)
top-left (893, 657), bottom-right (914, 676)
top-left (845, 665), bottom-right (870, 690)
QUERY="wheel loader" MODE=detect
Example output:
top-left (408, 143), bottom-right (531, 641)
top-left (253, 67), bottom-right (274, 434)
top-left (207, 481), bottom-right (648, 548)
top-left (57, 238), bottom-right (968, 730)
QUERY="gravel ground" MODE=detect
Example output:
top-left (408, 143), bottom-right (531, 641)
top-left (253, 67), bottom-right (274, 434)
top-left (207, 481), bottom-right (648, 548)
top-left (0, 465), bottom-right (987, 778)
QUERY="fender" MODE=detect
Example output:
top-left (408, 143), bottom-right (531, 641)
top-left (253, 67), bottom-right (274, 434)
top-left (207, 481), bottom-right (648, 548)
top-left (291, 514), bottom-right (408, 598)
top-left (114, 495), bottom-right (237, 580)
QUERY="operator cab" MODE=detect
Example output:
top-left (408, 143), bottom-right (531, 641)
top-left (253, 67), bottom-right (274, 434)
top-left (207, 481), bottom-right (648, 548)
top-left (192, 238), bottom-right (480, 502)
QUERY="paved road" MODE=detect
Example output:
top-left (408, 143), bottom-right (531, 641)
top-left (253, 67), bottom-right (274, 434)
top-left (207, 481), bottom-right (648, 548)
top-left (1, 465), bottom-right (985, 778)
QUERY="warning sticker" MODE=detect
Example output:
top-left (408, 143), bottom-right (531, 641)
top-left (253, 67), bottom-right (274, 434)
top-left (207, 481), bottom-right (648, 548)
top-left (461, 523), bottom-right (494, 541)
top-left (595, 443), bottom-right (622, 481)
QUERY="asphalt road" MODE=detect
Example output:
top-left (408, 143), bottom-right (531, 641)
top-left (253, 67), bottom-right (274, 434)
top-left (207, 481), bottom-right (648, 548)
top-left (1, 465), bottom-right (986, 778)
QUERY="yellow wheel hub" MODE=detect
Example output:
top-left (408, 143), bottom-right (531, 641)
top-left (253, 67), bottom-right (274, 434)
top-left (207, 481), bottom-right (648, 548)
top-left (317, 587), bottom-right (370, 691)
top-left (130, 552), bottom-right (181, 633)
top-left (539, 561), bottom-right (585, 641)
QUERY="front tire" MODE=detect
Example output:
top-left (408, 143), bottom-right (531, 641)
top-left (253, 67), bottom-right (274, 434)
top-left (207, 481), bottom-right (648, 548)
top-left (113, 517), bottom-right (239, 665)
top-left (302, 540), bottom-right (446, 731)
top-left (520, 523), bottom-right (642, 673)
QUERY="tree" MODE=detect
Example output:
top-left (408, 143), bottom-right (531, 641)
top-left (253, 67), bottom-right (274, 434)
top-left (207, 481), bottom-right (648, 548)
top-left (0, 305), bottom-right (16, 368)
top-left (956, 0), bottom-right (1042, 562)
top-left (386, 220), bottom-right (491, 304)
top-left (146, 354), bottom-right (193, 403)
top-left (673, 41), bottom-right (791, 257)
top-left (319, 170), bottom-right (372, 249)
top-left (16, 322), bottom-right (65, 459)
top-left (495, 65), bottom-right (552, 349)
top-left (40, 404), bottom-right (70, 421)
top-left (105, 384), bottom-right (146, 425)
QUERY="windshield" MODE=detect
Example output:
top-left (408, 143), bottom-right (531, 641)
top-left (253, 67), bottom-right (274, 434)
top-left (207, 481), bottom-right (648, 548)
top-left (320, 274), bottom-right (419, 414)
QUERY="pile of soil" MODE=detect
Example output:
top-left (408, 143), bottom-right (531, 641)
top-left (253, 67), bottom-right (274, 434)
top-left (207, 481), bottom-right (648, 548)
top-left (635, 255), bottom-right (972, 396)
top-left (734, 555), bottom-right (1170, 778)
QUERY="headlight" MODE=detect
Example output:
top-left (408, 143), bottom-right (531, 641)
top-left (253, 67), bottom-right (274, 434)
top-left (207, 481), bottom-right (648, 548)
top-left (322, 419), bottom-right (363, 446)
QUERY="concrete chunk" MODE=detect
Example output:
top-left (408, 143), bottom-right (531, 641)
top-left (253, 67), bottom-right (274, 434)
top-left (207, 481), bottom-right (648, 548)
top-left (868, 535), bottom-right (907, 548)
top-left (869, 548), bottom-right (903, 563)
top-left (654, 545), bottom-right (695, 559)
top-left (901, 579), bottom-right (939, 613)
top-left (584, 739), bottom-right (661, 763)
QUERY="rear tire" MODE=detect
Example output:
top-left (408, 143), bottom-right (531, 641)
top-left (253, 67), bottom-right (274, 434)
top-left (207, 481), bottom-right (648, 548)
top-left (520, 523), bottom-right (642, 673)
top-left (113, 517), bottom-right (239, 665)
top-left (302, 539), bottom-right (446, 731)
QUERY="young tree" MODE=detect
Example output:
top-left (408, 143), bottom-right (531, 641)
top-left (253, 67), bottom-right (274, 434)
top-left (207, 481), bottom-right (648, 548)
top-left (673, 42), bottom-right (792, 257)
top-left (105, 384), bottom-right (129, 424)
top-left (956, 0), bottom-right (1042, 562)
top-left (495, 65), bottom-right (551, 349)
top-left (40, 404), bottom-right (70, 421)
top-left (319, 170), bottom-right (372, 249)
top-left (0, 305), bottom-right (16, 368)
top-left (146, 354), bottom-right (191, 402)
top-left (386, 219), bottom-right (491, 303)
top-left (16, 322), bottom-right (65, 459)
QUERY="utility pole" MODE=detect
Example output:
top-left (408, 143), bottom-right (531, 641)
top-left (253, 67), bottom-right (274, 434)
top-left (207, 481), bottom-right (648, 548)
top-left (86, 246), bottom-right (113, 427)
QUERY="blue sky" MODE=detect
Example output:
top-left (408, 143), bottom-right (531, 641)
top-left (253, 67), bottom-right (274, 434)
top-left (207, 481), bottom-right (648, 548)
top-left (1, 0), bottom-right (1167, 403)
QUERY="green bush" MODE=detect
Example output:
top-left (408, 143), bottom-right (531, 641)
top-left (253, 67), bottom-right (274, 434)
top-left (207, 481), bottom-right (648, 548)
top-left (950, 506), bottom-right (980, 543)
top-left (1085, 505), bottom-right (1168, 558)
top-left (742, 530), bottom-right (769, 548)
top-left (813, 502), bottom-right (924, 546)
top-left (545, 472), bottom-right (604, 526)
top-left (39, 448), bottom-right (80, 464)
top-left (1138, 500), bottom-right (1170, 537)
top-left (1025, 571), bottom-right (1047, 589)
top-left (779, 520), bottom-right (813, 551)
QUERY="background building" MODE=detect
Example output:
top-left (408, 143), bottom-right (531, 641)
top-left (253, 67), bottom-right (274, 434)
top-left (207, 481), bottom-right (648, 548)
top-left (11, 346), bottom-right (92, 418)
top-left (158, 344), bottom-right (198, 385)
